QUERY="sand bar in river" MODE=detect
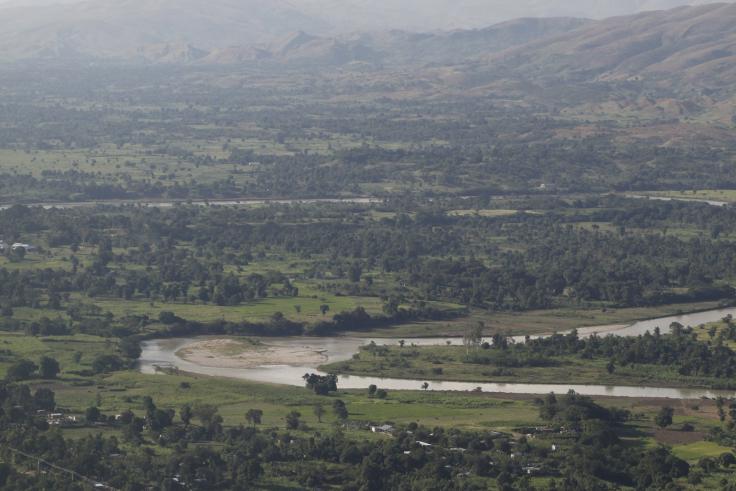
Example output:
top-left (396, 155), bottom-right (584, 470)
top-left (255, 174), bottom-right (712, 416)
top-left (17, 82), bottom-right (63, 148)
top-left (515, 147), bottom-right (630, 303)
top-left (176, 338), bottom-right (328, 369)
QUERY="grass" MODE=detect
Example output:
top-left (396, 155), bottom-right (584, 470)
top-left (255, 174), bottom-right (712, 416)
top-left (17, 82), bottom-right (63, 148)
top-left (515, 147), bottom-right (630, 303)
top-left (31, 369), bottom-right (545, 435)
top-left (672, 441), bottom-right (733, 461)
top-left (72, 286), bottom-right (384, 324)
top-left (0, 332), bottom-right (116, 379)
top-left (322, 344), bottom-right (732, 389)
top-left (357, 301), bottom-right (727, 337)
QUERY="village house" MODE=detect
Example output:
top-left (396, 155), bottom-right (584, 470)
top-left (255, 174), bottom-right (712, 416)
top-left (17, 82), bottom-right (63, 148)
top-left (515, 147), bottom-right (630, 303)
top-left (370, 424), bottom-right (394, 433)
top-left (12, 242), bottom-right (36, 252)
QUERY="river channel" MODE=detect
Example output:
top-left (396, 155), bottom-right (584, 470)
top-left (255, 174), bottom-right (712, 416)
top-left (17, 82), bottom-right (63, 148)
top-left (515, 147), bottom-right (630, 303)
top-left (139, 307), bottom-right (736, 399)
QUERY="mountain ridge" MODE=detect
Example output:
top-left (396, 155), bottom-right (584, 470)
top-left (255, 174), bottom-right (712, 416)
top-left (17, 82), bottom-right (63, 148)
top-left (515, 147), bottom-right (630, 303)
top-left (0, 0), bottom-right (734, 62)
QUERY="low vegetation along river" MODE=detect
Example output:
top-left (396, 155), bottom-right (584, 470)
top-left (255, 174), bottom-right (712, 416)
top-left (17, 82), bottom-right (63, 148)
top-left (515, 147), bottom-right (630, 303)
top-left (140, 307), bottom-right (736, 399)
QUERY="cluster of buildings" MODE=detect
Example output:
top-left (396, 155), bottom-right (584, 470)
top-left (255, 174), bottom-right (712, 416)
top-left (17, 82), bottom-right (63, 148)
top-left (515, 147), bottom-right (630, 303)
top-left (37, 410), bottom-right (78, 426)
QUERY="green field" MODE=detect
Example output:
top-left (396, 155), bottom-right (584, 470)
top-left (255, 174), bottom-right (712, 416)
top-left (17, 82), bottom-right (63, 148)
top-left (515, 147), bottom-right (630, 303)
top-left (322, 343), bottom-right (733, 389)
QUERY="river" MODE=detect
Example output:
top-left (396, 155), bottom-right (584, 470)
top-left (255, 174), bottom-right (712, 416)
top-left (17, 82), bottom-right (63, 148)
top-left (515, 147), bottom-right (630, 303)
top-left (3, 194), bottom-right (728, 211)
top-left (625, 194), bottom-right (730, 207)
top-left (0, 197), bottom-right (382, 211)
top-left (139, 306), bottom-right (736, 399)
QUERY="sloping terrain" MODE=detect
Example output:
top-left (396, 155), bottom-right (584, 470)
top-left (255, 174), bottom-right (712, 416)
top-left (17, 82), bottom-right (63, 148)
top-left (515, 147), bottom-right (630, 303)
top-left (485, 2), bottom-right (736, 86)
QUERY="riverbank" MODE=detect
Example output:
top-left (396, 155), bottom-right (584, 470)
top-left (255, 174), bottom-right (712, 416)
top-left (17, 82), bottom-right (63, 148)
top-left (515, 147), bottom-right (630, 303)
top-left (138, 306), bottom-right (736, 399)
top-left (321, 344), bottom-right (735, 391)
top-left (353, 301), bottom-right (729, 338)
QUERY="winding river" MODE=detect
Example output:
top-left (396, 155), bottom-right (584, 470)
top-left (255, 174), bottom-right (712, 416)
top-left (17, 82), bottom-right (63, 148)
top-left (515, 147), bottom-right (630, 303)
top-left (139, 306), bottom-right (736, 399)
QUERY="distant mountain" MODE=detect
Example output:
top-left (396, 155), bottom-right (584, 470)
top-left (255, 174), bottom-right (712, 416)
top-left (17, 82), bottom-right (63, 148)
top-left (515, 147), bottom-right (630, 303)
top-left (202, 18), bottom-right (590, 67)
top-left (483, 3), bottom-right (736, 86)
top-left (0, 0), bottom-right (733, 62)
top-left (294, 0), bottom-right (736, 32)
top-left (0, 0), bottom-right (329, 60)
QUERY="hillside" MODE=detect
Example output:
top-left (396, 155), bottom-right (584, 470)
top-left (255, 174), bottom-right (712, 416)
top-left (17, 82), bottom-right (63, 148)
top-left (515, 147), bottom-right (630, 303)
top-left (484, 2), bottom-right (736, 87)
top-left (202, 18), bottom-right (590, 67)
top-left (0, 0), bottom-right (329, 60)
top-left (0, 0), bottom-right (733, 61)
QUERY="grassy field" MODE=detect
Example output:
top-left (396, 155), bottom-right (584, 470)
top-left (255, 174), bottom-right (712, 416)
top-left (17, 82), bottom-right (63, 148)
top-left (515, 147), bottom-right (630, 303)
top-left (356, 301), bottom-right (727, 338)
top-left (80, 291), bottom-right (383, 324)
top-left (322, 344), bottom-right (732, 389)
top-left (36, 369), bottom-right (544, 433)
top-left (0, 332), bottom-right (116, 379)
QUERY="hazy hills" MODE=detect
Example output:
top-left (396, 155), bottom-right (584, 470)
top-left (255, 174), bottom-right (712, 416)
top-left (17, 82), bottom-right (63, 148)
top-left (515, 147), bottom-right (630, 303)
top-left (0, 0), bottom-right (330, 60)
top-left (201, 17), bottom-right (591, 67)
top-left (482, 3), bottom-right (736, 86)
top-left (0, 0), bottom-right (734, 108)
top-left (0, 0), bottom-right (734, 62)
top-left (294, 0), bottom-right (736, 32)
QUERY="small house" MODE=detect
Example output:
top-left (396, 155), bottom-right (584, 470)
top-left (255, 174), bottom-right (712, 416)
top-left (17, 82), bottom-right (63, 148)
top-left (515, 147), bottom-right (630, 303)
top-left (11, 243), bottom-right (35, 252)
top-left (371, 424), bottom-right (394, 433)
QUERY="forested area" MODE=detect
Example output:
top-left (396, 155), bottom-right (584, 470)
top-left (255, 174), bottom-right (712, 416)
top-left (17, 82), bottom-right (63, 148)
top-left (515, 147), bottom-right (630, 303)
top-left (1, 57), bottom-right (736, 490)
top-left (1, 197), bottom-right (736, 333)
top-left (0, 378), bottom-right (708, 490)
top-left (0, 65), bottom-right (735, 203)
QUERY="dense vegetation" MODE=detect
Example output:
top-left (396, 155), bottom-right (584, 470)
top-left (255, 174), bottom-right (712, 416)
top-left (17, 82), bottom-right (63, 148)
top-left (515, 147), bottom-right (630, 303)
top-left (0, 378), bottom-right (713, 490)
top-left (0, 49), bottom-right (735, 490)
top-left (0, 63), bottom-right (734, 204)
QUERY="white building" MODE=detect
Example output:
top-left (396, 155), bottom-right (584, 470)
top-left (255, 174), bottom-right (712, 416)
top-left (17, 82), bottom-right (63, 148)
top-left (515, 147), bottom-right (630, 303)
top-left (11, 243), bottom-right (35, 252)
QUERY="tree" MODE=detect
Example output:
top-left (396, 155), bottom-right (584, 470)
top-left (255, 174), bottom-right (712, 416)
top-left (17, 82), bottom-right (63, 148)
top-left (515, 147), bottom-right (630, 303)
top-left (313, 404), bottom-right (325, 423)
top-left (5, 359), bottom-right (37, 381)
top-left (720, 453), bottom-right (736, 468)
top-left (285, 410), bottom-right (301, 429)
top-left (193, 403), bottom-right (219, 426)
top-left (158, 311), bottom-right (180, 324)
top-left (180, 404), bottom-right (192, 426)
top-left (303, 373), bottom-right (338, 395)
top-left (422, 382), bottom-right (430, 391)
top-left (606, 360), bottom-right (616, 374)
top-left (246, 408), bottom-right (263, 428)
top-left (717, 397), bottom-right (726, 423)
top-left (349, 262), bottom-right (362, 283)
top-left (86, 406), bottom-right (101, 422)
top-left (120, 338), bottom-right (142, 359)
top-left (33, 388), bottom-right (56, 411)
top-left (92, 354), bottom-right (125, 374)
top-left (655, 406), bottom-right (674, 428)
top-left (0, 305), bottom-right (12, 318)
top-left (463, 322), bottom-right (484, 354)
top-left (333, 399), bottom-right (348, 420)
top-left (38, 356), bottom-right (60, 379)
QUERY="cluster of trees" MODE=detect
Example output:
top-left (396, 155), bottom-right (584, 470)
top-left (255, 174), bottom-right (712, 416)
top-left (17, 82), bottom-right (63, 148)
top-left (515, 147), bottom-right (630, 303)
top-left (0, 379), bottom-right (709, 490)
top-left (6, 197), bottom-right (736, 326)
top-left (4, 63), bottom-right (736, 201)
top-left (5, 356), bottom-right (60, 382)
top-left (468, 323), bottom-right (736, 382)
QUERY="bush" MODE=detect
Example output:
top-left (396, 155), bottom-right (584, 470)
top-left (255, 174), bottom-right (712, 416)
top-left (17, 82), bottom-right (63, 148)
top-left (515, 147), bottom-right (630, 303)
top-left (92, 354), bottom-right (126, 374)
